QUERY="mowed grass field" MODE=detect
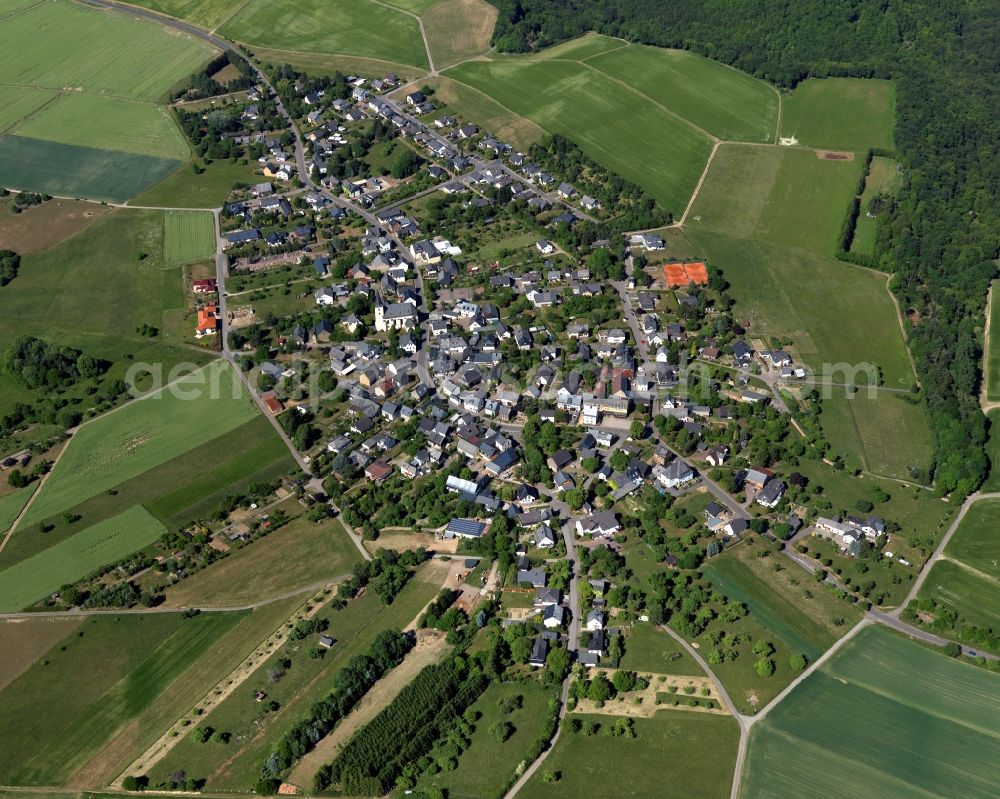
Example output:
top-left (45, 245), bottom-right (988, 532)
top-left (916, 560), bottom-right (1000, 632)
top-left (21, 361), bottom-right (258, 527)
top-left (780, 77), bottom-right (895, 152)
top-left (0, 505), bottom-right (167, 612)
top-left (0, 612), bottom-right (249, 786)
top-left (688, 144), bottom-right (865, 255)
top-left (587, 45), bottom-right (778, 142)
top-left (685, 230), bottom-right (915, 388)
top-left (820, 392), bottom-right (934, 481)
top-left (519, 712), bottom-right (739, 799)
top-left (986, 280), bottom-right (1000, 402)
top-left (944, 499), bottom-right (1000, 580)
top-left (446, 58), bottom-right (714, 211)
top-left (984, 409), bottom-right (1000, 491)
top-left (739, 626), bottom-right (1000, 799)
top-left (124, 0), bottom-right (248, 29)
top-left (163, 516), bottom-right (361, 607)
top-left (133, 158), bottom-right (260, 208)
top-left (163, 210), bottom-right (216, 266)
top-left (619, 622), bottom-right (701, 675)
top-left (220, 0), bottom-right (429, 68)
top-left (422, 0), bottom-right (497, 68)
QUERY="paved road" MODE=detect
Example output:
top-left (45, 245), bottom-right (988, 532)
top-left (612, 277), bottom-right (648, 362)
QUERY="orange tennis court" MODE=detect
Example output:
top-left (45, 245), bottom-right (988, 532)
top-left (663, 261), bottom-right (709, 288)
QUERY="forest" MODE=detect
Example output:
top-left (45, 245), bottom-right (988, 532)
top-left (488, 0), bottom-right (1000, 495)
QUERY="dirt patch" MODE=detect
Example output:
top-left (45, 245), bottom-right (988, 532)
top-left (286, 630), bottom-right (449, 787)
top-left (817, 150), bottom-right (855, 161)
top-left (572, 669), bottom-right (728, 718)
top-left (365, 531), bottom-right (457, 555)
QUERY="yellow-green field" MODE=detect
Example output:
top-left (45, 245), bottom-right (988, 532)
top-left (423, 0), bottom-right (497, 68)
top-left (779, 77), bottom-right (895, 152)
top-left (124, 0), bottom-right (248, 29)
top-left (163, 210), bottom-right (216, 266)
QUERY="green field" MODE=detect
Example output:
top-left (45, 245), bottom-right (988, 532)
top-left (423, 76), bottom-right (544, 150)
top-left (446, 59), bottom-right (713, 211)
top-left (0, 611), bottom-right (248, 786)
top-left (0, 85), bottom-right (57, 134)
top-left (525, 32), bottom-right (627, 61)
top-left (779, 78), bottom-right (895, 152)
top-left (417, 681), bottom-right (557, 799)
top-left (685, 230), bottom-right (915, 388)
top-left (944, 499), bottom-right (1000, 580)
top-left (519, 712), bottom-right (738, 799)
top-left (133, 158), bottom-right (261, 208)
top-left (0, 505), bottom-right (167, 612)
top-left (21, 362), bottom-right (258, 527)
top-left (12, 93), bottom-right (189, 160)
top-left (125, 0), bottom-right (248, 29)
top-left (163, 210), bottom-right (216, 266)
top-left (587, 45), bottom-right (778, 141)
top-left (850, 156), bottom-right (902, 256)
top-left (985, 409), bottom-right (1000, 491)
top-left (820, 392), bottom-right (934, 481)
top-left (619, 623), bottom-right (701, 675)
top-left (688, 144), bottom-right (864, 255)
top-left (221, 0), bottom-right (429, 68)
top-left (0, 485), bottom-right (35, 534)
top-left (986, 281), bottom-right (1000, 402)
top-left (916, 560), bottom-right (1000, 632)
top-left (740, 625), bottom-right (1000, 799)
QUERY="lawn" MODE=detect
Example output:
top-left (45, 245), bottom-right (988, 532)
top-left (20, 361), bottom-right (258, 528)
top-left (133, 158), bottom-right (261, 208)
top-left (0, 197), bottom-right (111, 254)
top-left (422, 76), bottom-right (544, 150)
top-left (779, 77), bottom-right (895, 152)
top-left (422, 0), bottom-right (497, 68)
top-left (619, 623), bottom-right (701, 675)
top-left (163, 210), bottom-right (216, 266)
top-left (220, 0), bottom-right (429, 69)
top-left (150, 561), bottom-right (446, 790)
top-left (944, 498), bottom-right (1000, 580)
top-left (819, 392), bottom-right (934, 481)
top-left (124, 0), bottom-right (249, 29)
top-left (0, 611), bottom-right (249, 786)
top-left (685, 230), bottom-right (915, 389)
top-left (0, 484), bottom-right (35, 535)
top-left (739, 625), bottom-right (1000, 799)
top-left (986, 280), bottom-right (1000, 403)
top-left (703, 542), bottom-right (861, 662)
top-left (587, 44), bottom-right (778, 142)
top-left (0, 616), bottom-right (83, 693)
top-left (850, 156), bottom-right (902, 256)
top-left (417, 681), bottom-right (557, 799)
top-left (916, 560), bottom-right (1000, 632)
top-left (445, 58), bottom-right (714, 212)
top-left (519, 711), bottom-right (738, 799)
top-left (0, 505), bottom-right (167, 612)
top-left (164, 517), bottom-right (362, 607)
top-left (688, 144), bottom-right (865, 255)
top-left (12, 93), bottom-right (190, 160)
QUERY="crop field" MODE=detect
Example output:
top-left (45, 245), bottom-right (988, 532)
top-left (425, 76), bottom-right (545, 150)
top-left (688, 144), bottom-right (864, 255)
top-left (380, 0), bottom-right (438, 12)
top-left (150, 562), bottom-right (446, 790)
top-left (525, 32), bottom-right (628, 61)
top-left (820, 392), bottom-right (934, 481)
top-left (944, 499), bottom-right (1000, 580)
top-left (0, 485), bottom-right (35, 535)
top-left (685, 230), bottom-right (915, 389)
top-left (587, 45), bottom-right (778, 141)
top-left (133, 158), bottom-right (260, 208)
top-left (417, 681), bottom-right (557, 799)
top-left (0, 85), bottom-right (56, 134)
top-left (0, 612), bottom-right (248, 786)
top-left (221, 0), bottom-right (429, 68)
top-left (446, 59), bottom-right (714, 211)
top-left (739, 626), bottom-right (1000, 799)
top-left (703, 545), bottom-right (860, 662)
top-left (0, 617), bottom-right (83, 693)
top-left (21, 362), bottom-right (258, 527)
top-left (0, 505), bottom-right (167, 612)
top-left (851, 156), bottom-right (902, 256)
top-left (423, 0), bottom-right (497, 68)
top-left (519, 712), bottom-right (738, 799)
top-left (163, 211), bottom-right (216, 266)
top-left (779, 77), bottom-right (895, 152)
top-left (125, 0), bottom-right (248, 29)
top-left (0, 1), bottom-right (213, 101)
top-left (917, 560), bottom-right (1000, 632)
top-left (164, 516), bottom-right (361, 607)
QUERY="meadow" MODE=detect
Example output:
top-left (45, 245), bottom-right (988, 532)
top-left (150, 562), bottom-right (446, 790)
top-left (984, 409), bottom-right (1000, 491)
top-left (0, 197), bottom-right (111, 254)
top-left (850, 156), bottom-right (902, 256)
top-left (779, 78), bottom-right (895, 152)
top-left (20, 361), bottom-right (258, 527)
top-left (944, 499), bottom-right (1000, 580)
top-left (0, 611), bottom-right (248, 786)
top-left (125, 0), bottom-right (248, 29)
top-left (163, 211), bottom-right (217, 266)
top-left (819, 392), bottom-right (934, 481)
top-left (986, 280), bottom-right (1000, 402)
top-left (916, 560), bottom-right (1000, 632)
top-left (688, 144), bottom-right (865, 255)
top-left (0, 485), bottom-right (35, 535)
top-left (220, 0), bottom-right (429, 69)
top-left (0, 85), bottom-right (56, 134)
top-left (163, 515), bottom-right (361, 607)
top-left (446, 58), bottom-right (714, 211)
top-left (423, 0), bottom-right (497, 68)
top-left (587, 44), bottom-right (778, 141)
top-left (133, 159), bottom-right (260, 208)
top-left (417, 681), bottom-right (557, 799)
top-left (0, 505), bottom-right (167, 612)
top-left (519, 712), bottom-right (738, 799)
top-left (739, 626), bottom-right (1000, 799)
top-left (0, 617), bottom-right (83, 693)
top-left (619, 623), bottom-right (701, 675)
top-left (684, 230), bottom-right (915, 388)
